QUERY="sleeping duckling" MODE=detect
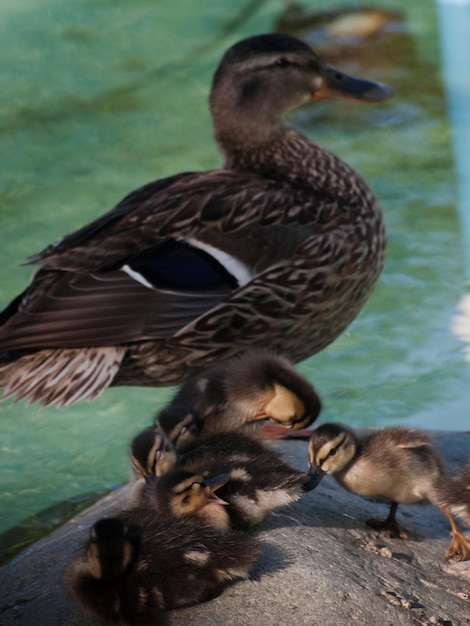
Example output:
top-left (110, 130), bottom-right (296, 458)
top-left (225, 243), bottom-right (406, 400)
top-left (307, 423), bottom-right (470, 560)
top-left (155, 352), bottom-right (322, 451)
top-left (434, 463), bottom-right (470, 560)
top-left (64, 512), bottom-right (260, 625)
top-left (130, 425), bottom-right (321, 529)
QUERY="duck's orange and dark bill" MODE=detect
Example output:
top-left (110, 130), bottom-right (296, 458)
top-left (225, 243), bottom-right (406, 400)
top-left (314, 65), bottom-right (392, 102)
top-left (205, 472), bottom-right (231, 504)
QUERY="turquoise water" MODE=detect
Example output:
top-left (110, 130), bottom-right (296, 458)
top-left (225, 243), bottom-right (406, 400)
top-left (0, 0), bottom-right (469, 561)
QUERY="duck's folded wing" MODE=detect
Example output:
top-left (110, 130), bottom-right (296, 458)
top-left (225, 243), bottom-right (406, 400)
top-left (30, 169), bottom-right (318, 272)
top-left (0, 236), bottom-right (241, 351)
top-left (0, 170), bottom-right (320, 351)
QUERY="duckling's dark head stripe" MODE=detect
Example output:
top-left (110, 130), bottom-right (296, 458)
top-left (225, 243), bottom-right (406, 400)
top-left (318, 433), bottom-right (347, 467)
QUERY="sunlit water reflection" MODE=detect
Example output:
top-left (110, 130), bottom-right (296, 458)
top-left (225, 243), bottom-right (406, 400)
top-left (436, 0), bottom-right (470, 360)
top-left (0, 0), bottom-right (469, 563)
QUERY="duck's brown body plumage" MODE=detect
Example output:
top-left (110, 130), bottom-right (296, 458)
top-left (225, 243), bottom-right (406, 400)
top-left (0, 34), bottom-right (390, 407)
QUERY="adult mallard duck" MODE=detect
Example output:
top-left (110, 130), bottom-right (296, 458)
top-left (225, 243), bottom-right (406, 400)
top-left (0, 33), bottom-right (391, 407)
top-left (307, 423), bottom-right (470, 561)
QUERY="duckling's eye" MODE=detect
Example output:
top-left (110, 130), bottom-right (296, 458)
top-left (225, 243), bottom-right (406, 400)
top-left (182, 495), bottom-right (191, 504)
top-left (329, 447), bottom-right (337, 457)
top-left (275, 57), bottom-right (290, 68)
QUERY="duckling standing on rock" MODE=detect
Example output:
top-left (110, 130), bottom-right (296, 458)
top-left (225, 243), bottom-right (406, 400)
top-left (155, 353), bottom-right (322, 449)
top-left (0, 33), bottom-right (391, 408)
top-left (307, 423), bottom-right (470, 561)
top-left (64, 511), bottom-right (260, 625)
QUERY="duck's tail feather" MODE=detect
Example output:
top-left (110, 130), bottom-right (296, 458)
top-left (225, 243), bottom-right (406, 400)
top-left (0, 346), bottom-right (125, 408)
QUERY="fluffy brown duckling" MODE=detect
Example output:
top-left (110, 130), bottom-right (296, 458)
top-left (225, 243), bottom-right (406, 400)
top-left (130, 426), bottom-right (177, 479)
top-left (154, 353), bottom-right (322, 451)
top-left (128, 426), bottom-right (178, 504)
top-left (130, 425), bottom-right (321, 529)
top-left (307, 423), bottom-right (470, 561)
top-left (145, 469), bottom-right (232, 532)
top-left (64, 512), bottom-right (260, 625)
top-left (180, 432), bottom-right (322, 528)
top-left (155, 406), bottom-right (203, 452)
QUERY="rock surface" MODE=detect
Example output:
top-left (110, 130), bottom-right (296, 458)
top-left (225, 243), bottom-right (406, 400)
top-left (1, 430), bottom-right (469, 626)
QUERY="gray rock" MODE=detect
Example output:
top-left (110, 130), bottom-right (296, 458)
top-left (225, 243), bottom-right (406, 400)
top-left (1, 431), bottom-right (469, 626)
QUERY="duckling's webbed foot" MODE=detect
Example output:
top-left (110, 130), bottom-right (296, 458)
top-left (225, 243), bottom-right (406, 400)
top-left (440, 504), bottom-right (470, 561)
top-left (446, 530), bottom-right (470, 561)
top-left (366, 502), bottom-right (407, 539)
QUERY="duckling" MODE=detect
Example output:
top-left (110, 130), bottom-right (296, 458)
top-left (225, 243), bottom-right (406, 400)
top-left (145, 469), bottom-right (232, 532)
top-left (130, 424), bottom-right (321, 529)
top-left (434, 463), bottom-right (470, 560)
top-left (0, 33), bottom-right (391, 408)
top-left (64, 512), bottom-right (260, 625)
top-left (130, 426), bottom-right (177, 479)
top-left (154, 352), bottom-right (322, 450)
top-left (128, 426), bottom-right (178, 504)
top-left (307, 423), bottom-right (470, 560)
top-left (179, 432), bottom-right (322, 528)
top-left (156, 406), bottom-right (203, 452)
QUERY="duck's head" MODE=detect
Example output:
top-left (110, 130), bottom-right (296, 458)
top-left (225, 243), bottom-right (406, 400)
top-left (130, 427), bottom-right (177, 479)
top-left (307, 423), bottom-right (357, 479)
top-left (210, 33), bottom-right (392, 150)
top-left (86, 518), bottom-right (135, 582)
top-left (150, 469), bottom-right (230, 520)
top-left (156, 406), bottom-right (203, 452)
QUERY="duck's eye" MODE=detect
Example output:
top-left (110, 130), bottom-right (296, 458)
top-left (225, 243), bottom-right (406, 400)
top-left (329, 447), bottom-right (337, 457)
top-left (182, 495), bottom-right (191, 504)
top-left (275, 57), bottom-right (290, 68)
top-left (332, 72), bottom-right (345, 83)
